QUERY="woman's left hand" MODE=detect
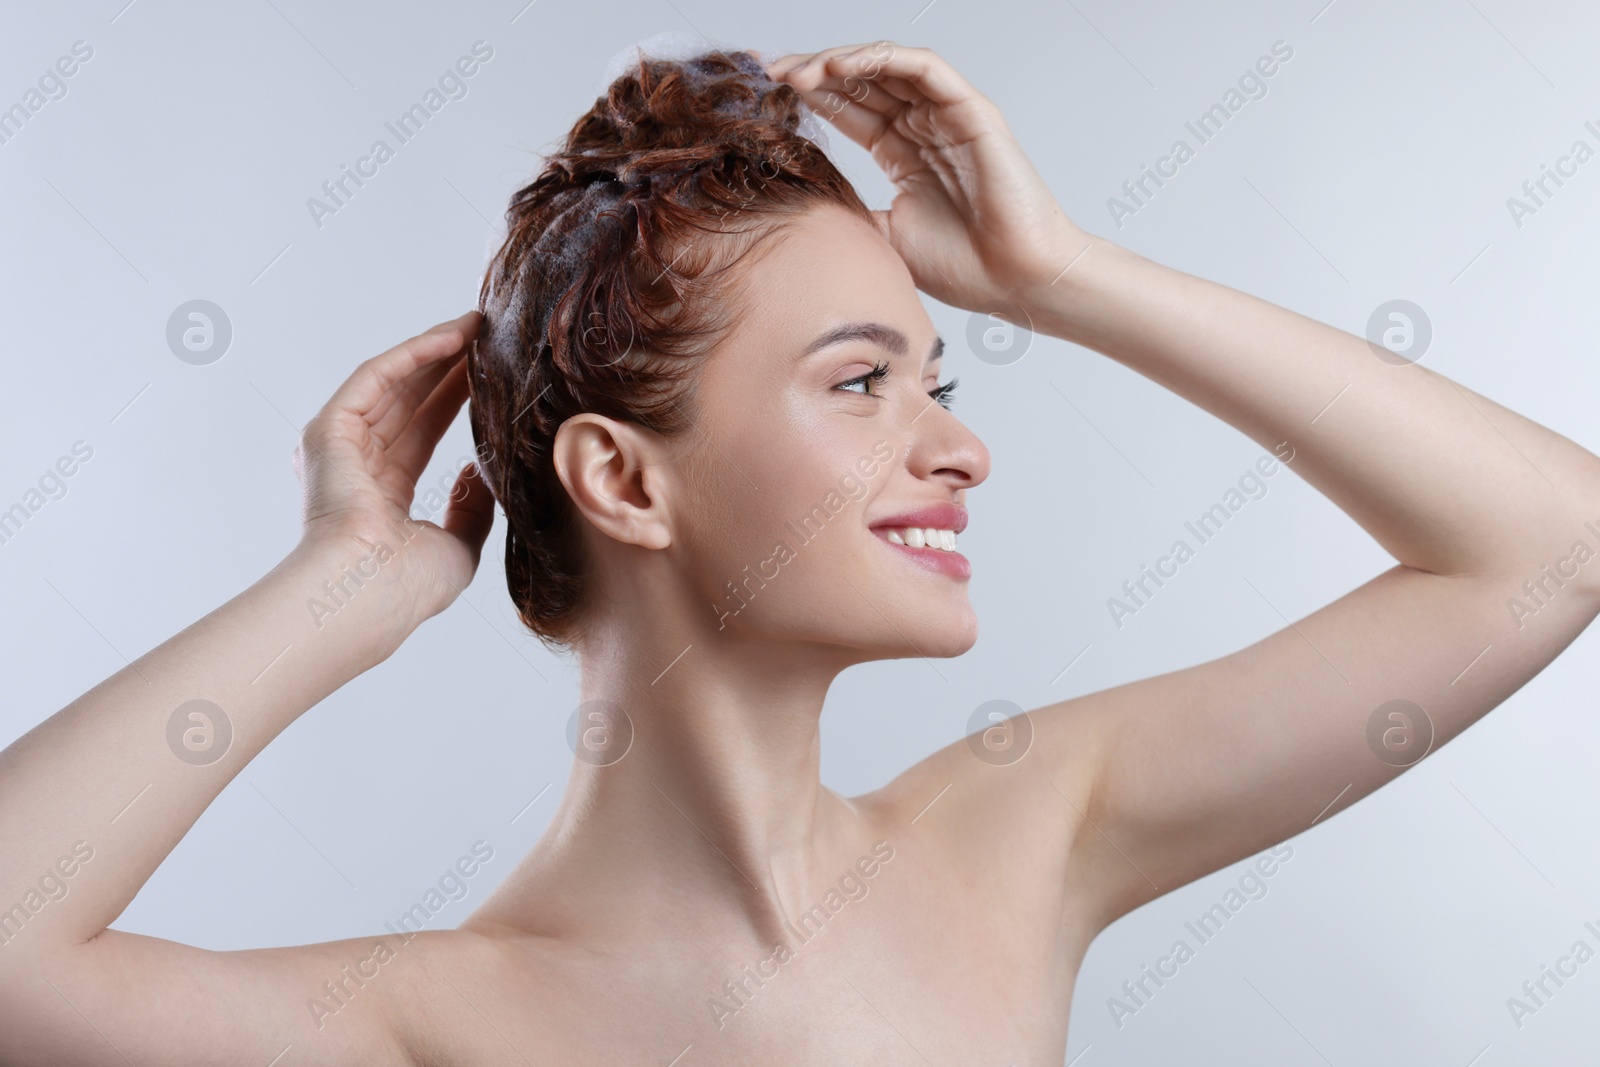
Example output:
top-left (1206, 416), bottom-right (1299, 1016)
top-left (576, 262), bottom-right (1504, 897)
top-left (768, 42), bottom-right (1088, 317)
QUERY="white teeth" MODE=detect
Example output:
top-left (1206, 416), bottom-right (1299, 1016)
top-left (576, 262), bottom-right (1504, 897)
top-left (881, 527), bottom-right (958, 552)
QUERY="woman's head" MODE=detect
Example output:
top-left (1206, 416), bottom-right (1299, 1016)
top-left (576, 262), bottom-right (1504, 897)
top-left (469, 47), bottom-right (989, 660)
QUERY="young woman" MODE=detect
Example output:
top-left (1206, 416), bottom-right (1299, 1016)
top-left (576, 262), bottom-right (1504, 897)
top-left (2, 42), bottom-right (1596, 1066)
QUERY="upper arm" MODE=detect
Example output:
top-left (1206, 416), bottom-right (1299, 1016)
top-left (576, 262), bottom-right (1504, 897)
top-left (0, 927), bottom-right (428, 1067)
top-left (1037, 561), bottom-right (1600, 931)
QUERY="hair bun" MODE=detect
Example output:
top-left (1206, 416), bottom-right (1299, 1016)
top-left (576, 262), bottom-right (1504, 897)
top-left (599, 31), bottom-right (707, 86)
top-left (559, 42), bottom-right (825, 188)
top-left (600, 32), bottom-right (826, 143)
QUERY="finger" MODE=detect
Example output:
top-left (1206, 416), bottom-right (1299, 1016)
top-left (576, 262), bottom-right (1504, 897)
top-left (824, 43), bottom-right (979, 107)
top-left (799, 69), bottom-right (908, 119)
top-left (389, 355), bottom-right (472, 484)
top-left (768, 42), bottom-right (880, 86)
top-left (767, 43), bottom-right (869, 73)
top-left (442, 461), bottom-right (497, 563)
top-left (765, 51), bottom-right (813, 79)
top-left (792, 86), bottom-right (896, 153)
top-left (785, 48), bottom-right (952, 127)
top-left (770, 44), bottom-right (869, 92)
top-left (361, 312), bottom-right (483, 438)
top-left (874, 74), bottom-right (945, 110)
top-left (423, 310), bottom-right (482, 335)
top-left (365, 349), bottom-right (465, 453)
top-left (322, 312), bottom-right (481, 427)
top-left (793, 85), bottom-right (925, 169)
top-left (321, 338), bottom-right (464, 455)
top-left (800, 60), bottom-right (932, 117)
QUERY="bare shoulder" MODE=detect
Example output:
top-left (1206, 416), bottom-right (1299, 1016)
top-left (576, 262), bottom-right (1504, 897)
top-left (853, 692), bottom-right (1109, 930)
top-left (368, 924), bottom-right (540, 1065)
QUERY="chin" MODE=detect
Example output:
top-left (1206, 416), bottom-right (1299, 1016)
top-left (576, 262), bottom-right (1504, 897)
top-left (934, 616), bottom-right (980, 658)
top-left (888, 606), bottom-right (979, 660)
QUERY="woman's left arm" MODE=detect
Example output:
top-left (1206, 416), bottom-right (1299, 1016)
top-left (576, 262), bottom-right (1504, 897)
top-left (773, 43), bottom-right (1600, 925)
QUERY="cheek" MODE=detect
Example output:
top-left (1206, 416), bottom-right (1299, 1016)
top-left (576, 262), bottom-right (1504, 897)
top-left (695, 390), bottom-right (853, 522)
top-left (677, 368), bottom-right (904, 617)
top-left (674, 416), bottom-right (801, 563)
top-left (745, 437), bottom-right (872, 552)
top-left (686, 424), bottom-right (881, 599)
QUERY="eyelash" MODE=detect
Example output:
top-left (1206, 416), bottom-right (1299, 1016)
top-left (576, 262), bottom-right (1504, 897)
top-left (837, 360), bottom-right (961, 411)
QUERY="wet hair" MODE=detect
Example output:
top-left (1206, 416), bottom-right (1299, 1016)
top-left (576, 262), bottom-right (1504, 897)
top-left (468, 48), bottom-right (873, 653)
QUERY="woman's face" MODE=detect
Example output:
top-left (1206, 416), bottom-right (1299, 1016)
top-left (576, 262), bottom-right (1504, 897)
top-left (671, 202), bottom-right (991, 660)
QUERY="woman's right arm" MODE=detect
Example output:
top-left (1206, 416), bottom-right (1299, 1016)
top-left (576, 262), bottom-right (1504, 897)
top-left (0, 311), bottom-right (498, 1066)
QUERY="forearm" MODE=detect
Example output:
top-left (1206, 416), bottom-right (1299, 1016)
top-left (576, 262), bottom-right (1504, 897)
top-left (0, 537), bottom-right (410, 965)
top-left (1029, 233), bottom-right (1600, 581)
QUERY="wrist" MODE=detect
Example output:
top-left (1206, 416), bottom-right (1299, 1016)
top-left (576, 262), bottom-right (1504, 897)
top-left (277, 534), bottom-right (421, 668)
top-left (1016, 231), bottom-right (1138, 347)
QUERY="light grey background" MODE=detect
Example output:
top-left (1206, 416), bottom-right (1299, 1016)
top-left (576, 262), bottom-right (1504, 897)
top-left (3, 1), bottom-right (1599, 1063)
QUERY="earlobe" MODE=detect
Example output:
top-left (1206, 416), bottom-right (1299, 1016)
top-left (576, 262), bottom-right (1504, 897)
top-left (552, 414), bottom-right (672, 550)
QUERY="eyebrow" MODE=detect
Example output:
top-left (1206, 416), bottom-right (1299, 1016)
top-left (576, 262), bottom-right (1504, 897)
top-left (800, 322), bottom-right (944, 365)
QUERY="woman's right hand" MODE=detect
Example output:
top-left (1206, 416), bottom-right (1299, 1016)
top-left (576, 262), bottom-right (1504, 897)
top-left (291, 310), bottom-right (498, 642)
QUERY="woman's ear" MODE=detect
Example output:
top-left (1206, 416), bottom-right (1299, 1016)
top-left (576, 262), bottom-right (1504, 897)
top-left (551, 413), bottom-right (673, 550)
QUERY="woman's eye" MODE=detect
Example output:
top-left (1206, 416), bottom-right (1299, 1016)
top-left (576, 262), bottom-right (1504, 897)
top-left (832, 364), bottom-right (959, 411)
top-left (835, 361), bottom-right (890, 398)
top-left (928, 377), bottom-right (960, 410)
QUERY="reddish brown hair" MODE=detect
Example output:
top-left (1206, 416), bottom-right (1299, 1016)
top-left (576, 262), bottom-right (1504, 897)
top-left (468, 48), bottom-right (872, 652)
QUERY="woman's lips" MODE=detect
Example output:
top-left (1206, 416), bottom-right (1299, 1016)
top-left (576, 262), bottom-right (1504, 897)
top-left (870, 528), bottom-right (971, 580)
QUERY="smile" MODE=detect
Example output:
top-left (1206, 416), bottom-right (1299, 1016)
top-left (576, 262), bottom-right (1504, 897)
top-left (882, 527), bottom-right (958, 551)
top-left (871, 527), bottom-right (971, 580)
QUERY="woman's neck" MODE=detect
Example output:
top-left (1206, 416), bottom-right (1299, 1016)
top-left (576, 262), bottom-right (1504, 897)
top-left (506, 627), bottom-right (870, 950)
